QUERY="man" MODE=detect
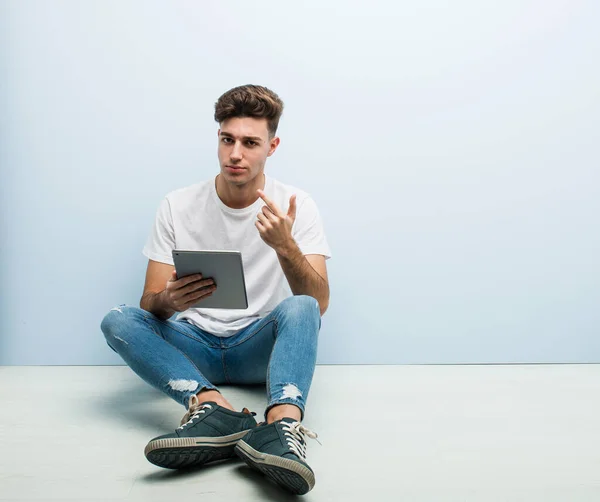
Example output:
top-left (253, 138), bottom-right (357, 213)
top-left (101, 85), bottom-right (331, 495)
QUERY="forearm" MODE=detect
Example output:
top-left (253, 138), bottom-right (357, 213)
top-left (140, 290), bottom-right (175, 320)
top-left (277, 241), bottom-right (330, 315)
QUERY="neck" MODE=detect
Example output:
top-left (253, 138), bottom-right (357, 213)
top-left (215, 172), bottom-right (266, 209)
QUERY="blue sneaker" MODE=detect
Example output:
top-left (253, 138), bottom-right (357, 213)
top-left (235, 419), bottom-right (319, 495)
top-left (145, 396), bottom-right (257, 469)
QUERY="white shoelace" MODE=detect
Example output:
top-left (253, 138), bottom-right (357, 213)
top-left (282, 421), bottom-right (320, 460)
top-left (179, 401), bottom-right (212, 429)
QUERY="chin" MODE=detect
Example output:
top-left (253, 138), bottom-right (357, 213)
top-left (222, 173), bottom-right (247, 185)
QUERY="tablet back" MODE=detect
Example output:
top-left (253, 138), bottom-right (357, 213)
top-left (172, 250), bottom-right (248, 309)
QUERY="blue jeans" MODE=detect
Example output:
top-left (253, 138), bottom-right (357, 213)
top-left (100, 295), bottom-right (321, 419)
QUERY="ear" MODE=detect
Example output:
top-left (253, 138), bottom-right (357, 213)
top-left (267, 136), bottom-right (281, 157)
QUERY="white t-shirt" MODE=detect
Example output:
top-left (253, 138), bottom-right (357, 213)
top-left (142, 174), bottom-right (331, 337)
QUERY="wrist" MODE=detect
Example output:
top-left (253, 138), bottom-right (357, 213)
top-left (276, 238), bottom-right (300, 260)
top-left (160, 290), bottom-right (176, 313)
top-left (153, 290), bottom-right (175, 319)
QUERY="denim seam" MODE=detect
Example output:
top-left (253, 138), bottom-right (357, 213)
top-left (141, 315), bottom-right (165, 340)
top-left (265, 318), bottom-right (279, 405)
top-left (142, 312), bottom-right (219, 349)
top-left (266, 397), bottom-right (306, 409)
top-left (221, 338), bottom-right (230, 384)
top-left (225, 318), bottom-right (278, 349)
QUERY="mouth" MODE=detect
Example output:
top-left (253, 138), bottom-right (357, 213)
top-left (226, 165), bottom-right (246, 173)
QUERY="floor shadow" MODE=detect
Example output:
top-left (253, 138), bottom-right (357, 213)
top-left (91, 380), bottom-right (178, 432)
top-left (140, 458), bottom-right (239, 483)
top-left (234, 464), bottom-right (302, 501)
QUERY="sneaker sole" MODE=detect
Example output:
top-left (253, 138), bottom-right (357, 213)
top-left (145, 430), bottom-right (251, 469)
top-left (235, 440), bottom-right (315, 495)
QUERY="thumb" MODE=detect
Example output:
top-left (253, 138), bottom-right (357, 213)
top-left (287, 194), bottom-right (297, 221)
top-left (169, 269), bottom-right (178, 282)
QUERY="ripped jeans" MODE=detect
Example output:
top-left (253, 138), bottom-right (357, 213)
top-left (100, 295), bottom-right (321, 419)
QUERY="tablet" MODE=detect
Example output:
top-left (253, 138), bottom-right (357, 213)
top-left (171, 250), bottom-right (248, 309)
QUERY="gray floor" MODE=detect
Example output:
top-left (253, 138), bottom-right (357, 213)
top-left (1, 365), bottom-right (600, 501)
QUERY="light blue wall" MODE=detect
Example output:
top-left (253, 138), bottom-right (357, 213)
top-left (1, 0), bottom-right (599, 365)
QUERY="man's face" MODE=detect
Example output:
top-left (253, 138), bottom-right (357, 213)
top-left (217, 117), bottom-right (279, 186)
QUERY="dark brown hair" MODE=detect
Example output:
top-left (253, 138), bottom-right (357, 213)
top-left (214, 85), bottom-right (284, 137)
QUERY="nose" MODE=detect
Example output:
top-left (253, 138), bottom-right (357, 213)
top-left (230, 141), bottom-right (243, 161)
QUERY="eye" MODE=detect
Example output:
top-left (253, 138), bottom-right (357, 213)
top-left (246, 140), bottom-right (257, 147)
top-left (221, 137), bottom-right (233, 144)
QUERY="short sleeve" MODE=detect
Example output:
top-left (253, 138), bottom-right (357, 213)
top-left (142, 198), bottom-right (176, 265)
top-left (292, 196), bottom-right (332, 259)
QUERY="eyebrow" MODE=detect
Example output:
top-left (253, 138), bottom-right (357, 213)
top-left (220, 132), bottom-right (263, 142)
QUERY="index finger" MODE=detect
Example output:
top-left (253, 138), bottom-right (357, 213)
top-left (257, 189), bottom-right (282, 216)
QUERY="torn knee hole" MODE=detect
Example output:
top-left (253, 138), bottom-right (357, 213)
top-left (281, 384), bottom-right (302, 400)
top-left (112, 335), bottom-right (128, 345)
top-left (168, 379), bottom-right (200, 393)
